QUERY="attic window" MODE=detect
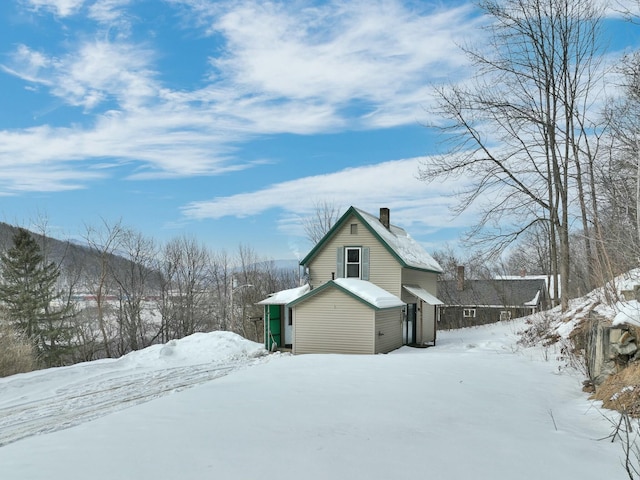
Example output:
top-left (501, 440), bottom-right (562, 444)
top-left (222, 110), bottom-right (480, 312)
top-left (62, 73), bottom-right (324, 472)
top-left (350, 223), bottom-right (358, 234)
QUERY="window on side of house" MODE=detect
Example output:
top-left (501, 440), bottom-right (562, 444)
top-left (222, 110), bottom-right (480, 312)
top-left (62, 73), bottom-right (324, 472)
top-left (350, 223), bottom-right (358, 234)
top-left (345, 247), bottom-right (361, 278)
top-left (463, 308), bottom-right (476, 318)
top-left (500, 310), bottom-right (511, 321)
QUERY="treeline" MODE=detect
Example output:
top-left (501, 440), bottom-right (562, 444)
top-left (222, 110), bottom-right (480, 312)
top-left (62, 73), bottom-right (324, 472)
top-left (0, 220), bottom-right (298, 375)
top-left (420, 0), bottom-right (640, 308)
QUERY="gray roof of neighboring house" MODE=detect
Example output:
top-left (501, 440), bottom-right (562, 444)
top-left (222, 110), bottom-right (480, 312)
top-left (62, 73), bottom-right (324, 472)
top-left (437, 278), bottom-right (548, 308)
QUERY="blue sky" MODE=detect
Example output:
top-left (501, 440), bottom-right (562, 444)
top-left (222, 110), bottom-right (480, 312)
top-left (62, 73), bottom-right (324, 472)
top-left (0, 0), bottom-right (638, 262)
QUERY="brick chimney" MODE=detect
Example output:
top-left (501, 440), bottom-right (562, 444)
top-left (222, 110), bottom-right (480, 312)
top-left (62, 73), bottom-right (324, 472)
top-left (457, 265), bottom-right (465, 292)
top-left (380, 207), bottom-right (390, 229)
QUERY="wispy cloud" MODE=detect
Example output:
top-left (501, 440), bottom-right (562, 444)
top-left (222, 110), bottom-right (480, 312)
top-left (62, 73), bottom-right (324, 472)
top-left (88, 0), bottom-right (132, 26)
top-left (25, 0), bottom-right (86, 17)
top-left (5, 40), bottom-right (159, 110)
top-left (180, 157), bottom-right (481, 238)
top-left (0, 1), bottom-right (482, 193)
top-left (194, 0), bottom-right (480, 128)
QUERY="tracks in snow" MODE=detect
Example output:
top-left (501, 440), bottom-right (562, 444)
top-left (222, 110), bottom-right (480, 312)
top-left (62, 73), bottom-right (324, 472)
top-left (0, 361), bottom-right (250, 447)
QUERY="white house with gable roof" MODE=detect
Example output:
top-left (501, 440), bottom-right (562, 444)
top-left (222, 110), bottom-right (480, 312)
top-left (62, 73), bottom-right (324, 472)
top-left (258, 206), bottom-right (443, 355)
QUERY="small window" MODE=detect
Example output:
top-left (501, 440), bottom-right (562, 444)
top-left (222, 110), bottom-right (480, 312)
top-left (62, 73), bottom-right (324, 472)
top-left (350, 223), bottom-right (358, 234)
top-left (345, 247), bottom-right (361, 278)
top-left (500, 311), bottom-right (511, 321)
top-left (463, 308), bottom-right (476, 318)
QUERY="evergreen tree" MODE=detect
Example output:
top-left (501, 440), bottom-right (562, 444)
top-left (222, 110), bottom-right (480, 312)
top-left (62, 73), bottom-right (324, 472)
top-left (0, 228), bottom-right (72, 366)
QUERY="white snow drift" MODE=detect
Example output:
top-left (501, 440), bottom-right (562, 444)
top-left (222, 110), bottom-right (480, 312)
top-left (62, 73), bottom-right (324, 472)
top-left (0, 321), bottom-right (629, 480)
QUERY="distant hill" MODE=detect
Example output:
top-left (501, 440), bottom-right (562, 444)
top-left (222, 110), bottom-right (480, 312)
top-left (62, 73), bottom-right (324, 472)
top-left (0, 222), bottom-right (150, 289)
top-left (0, 222), bottom-right (91, 267)
top-left (0, 223), bottom-right (300, 291)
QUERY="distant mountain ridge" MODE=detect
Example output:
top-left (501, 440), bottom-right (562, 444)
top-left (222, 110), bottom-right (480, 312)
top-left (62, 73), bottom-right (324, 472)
top-left (0, 222), bottom-right (91, 267)
top-left (0, 222), bottom-right (301, 289)
top-left (0, 222), bottom-right (144, 288)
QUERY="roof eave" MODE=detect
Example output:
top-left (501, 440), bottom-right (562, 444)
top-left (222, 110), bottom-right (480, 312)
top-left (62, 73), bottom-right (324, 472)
top-left (288, 280), bottom-right (401, 311)
top-left (300, 207), bottom-right (441, 273)
top-left (299, 206), bottom-right (360, 266)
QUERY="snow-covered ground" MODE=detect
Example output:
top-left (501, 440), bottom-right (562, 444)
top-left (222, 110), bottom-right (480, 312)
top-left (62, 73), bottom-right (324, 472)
top-left (0, 321), bottom-right (628, 479)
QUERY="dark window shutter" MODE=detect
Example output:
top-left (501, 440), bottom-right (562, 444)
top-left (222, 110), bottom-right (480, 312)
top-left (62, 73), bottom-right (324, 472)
top-left (336, 247), bottom-right (344, 278)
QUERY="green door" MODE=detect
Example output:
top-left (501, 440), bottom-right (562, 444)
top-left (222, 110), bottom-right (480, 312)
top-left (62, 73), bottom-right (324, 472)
top-left (266, 305), bottom-right (282, 351)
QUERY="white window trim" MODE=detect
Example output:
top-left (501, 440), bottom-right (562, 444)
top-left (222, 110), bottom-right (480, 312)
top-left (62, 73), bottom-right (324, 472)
top-left (463, 308), bottom-right (476, 318)
top-left (345, 247), bottom-right (362, 279)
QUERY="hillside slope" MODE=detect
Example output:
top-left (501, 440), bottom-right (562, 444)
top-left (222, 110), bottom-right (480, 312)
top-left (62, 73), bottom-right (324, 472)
top-left (0, 320), bottom-right (625, 480)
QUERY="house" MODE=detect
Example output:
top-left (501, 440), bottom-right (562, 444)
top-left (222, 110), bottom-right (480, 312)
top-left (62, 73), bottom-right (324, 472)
top-left (258, 206), bottom-right (443, 354)
top-left (437, 266), bottom-right (550, 329)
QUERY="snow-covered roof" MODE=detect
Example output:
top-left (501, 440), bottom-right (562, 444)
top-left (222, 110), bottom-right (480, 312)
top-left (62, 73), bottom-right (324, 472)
top-left (299, 206), bottom-right (442, 273)
top-left (403, 284), bottom-right (443, 305)
top-left (354, 208), bottom-right (442, 273)
top-left (334, 278), bottom-right (405, 309)
top-left (257, 284), bottom-right (310, 305)
top-left (289, 278), bottom-right (405, 310)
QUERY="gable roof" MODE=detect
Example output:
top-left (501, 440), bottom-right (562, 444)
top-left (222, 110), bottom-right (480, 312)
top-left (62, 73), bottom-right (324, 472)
top-left (496, 274), bottom-right (561, 299)
top-left (288, 278), bottom-right (405, 310)
top-left (300, 206), bottom-right (442, 274)
top-left (437, 279), bottom-right (548, 308)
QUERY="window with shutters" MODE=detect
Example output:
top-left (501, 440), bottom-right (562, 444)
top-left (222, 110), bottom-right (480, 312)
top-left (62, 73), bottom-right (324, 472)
top-left (345, 247), bottom-right (361, 278)
top-left (336, 246), bottom-right (369, 280)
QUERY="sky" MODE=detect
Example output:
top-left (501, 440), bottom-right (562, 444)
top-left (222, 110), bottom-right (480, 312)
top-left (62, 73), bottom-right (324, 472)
top-left (0, 317), bottom-right (628, 479)
top-left (0, 0), bottom-right (639, 262)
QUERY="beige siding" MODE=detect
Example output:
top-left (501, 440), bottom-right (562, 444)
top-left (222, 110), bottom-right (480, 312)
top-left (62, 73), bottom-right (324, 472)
top-left (401, 269), bottom-right (438, 299)
top-left (374, 308), bottom-right (403, 353)
top-left (307, 213), bottom-right (401, 295)
top-left (293, 287), bottom-right (374, 354)
top-left (401, 269), bottom-right (439, 345)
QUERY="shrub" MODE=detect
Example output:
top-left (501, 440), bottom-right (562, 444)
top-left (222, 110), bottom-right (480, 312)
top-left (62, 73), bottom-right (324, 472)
top-left (0, 323), bottom-right (37, 377)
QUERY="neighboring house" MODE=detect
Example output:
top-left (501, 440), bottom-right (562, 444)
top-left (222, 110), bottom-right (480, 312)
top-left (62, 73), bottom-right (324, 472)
top-left (437, 266), bottom-right (550, 329)
top-left (258, 206), bottom-right (443, 354)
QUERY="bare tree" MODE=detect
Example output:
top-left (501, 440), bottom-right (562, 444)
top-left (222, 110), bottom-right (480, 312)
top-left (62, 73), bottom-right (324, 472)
top-left (209, 249), bottom-right (233, 331)
top-left (303, 200), bottom-right (341, 245)
top-left (420, 0), bottom-right (606, 311)
top-left (602, 52), bottom-right (640, 268)
top-left (83, 219), bottom-right (124, 358)
top-left (109, 228), bottom-right (159, 354)
top-left (159, 236), bottom-right (213, 340)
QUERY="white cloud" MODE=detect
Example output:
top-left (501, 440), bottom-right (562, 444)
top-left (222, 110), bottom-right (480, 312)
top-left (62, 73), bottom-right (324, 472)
top-left (0, 0), bottom-right (486, 192)
top-left (3, 0), bottom-right (625, 198)
top-left (88, 0), bottom-right (132, 25)
top-left (204, 0), bottom-right (479, 128)
top-left (180, 157), bottom-right (481, 237)
top-left (25, 0), bottom-right (85, 17)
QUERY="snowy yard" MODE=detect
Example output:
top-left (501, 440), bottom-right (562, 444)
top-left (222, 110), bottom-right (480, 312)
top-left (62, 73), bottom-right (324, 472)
top-left (0, 320), bottom-right (628, 479)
